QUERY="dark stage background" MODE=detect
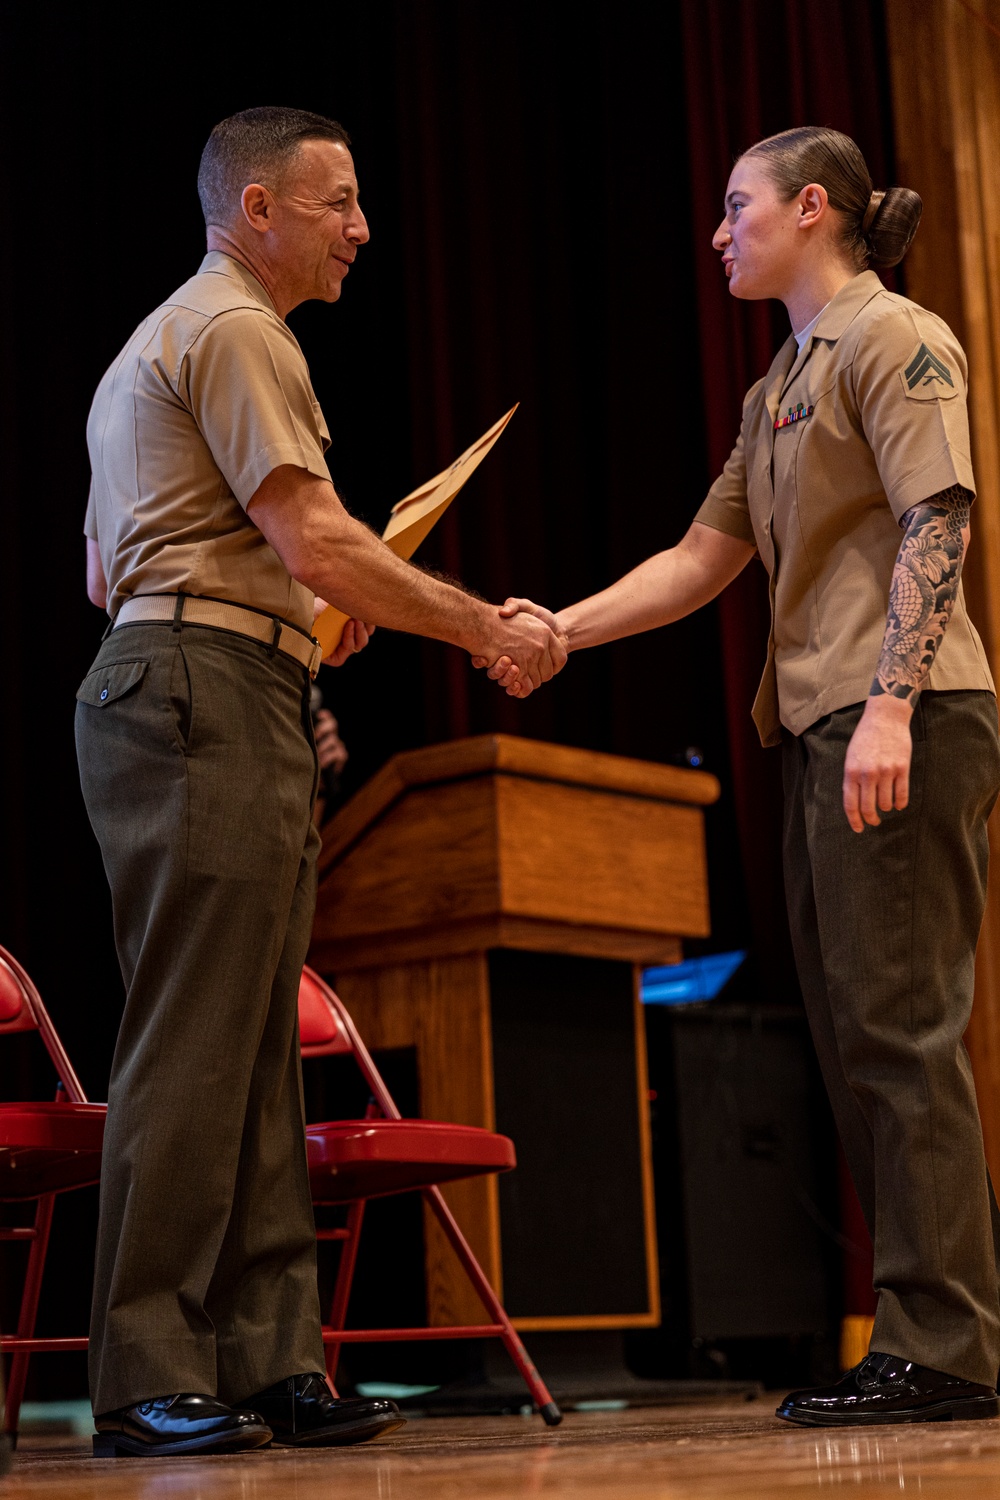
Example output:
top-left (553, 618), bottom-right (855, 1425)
top-left (0, 0), bottom-right (896, 1393)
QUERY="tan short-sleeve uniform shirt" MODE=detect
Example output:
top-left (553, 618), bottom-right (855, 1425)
top-left (695, 271), bottom-right (994, 746)
top-left (85, 250), bottom-right (332, 633)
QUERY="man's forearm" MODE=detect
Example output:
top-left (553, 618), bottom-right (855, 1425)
top-left (306, 514), bottom-right (490, 652)
top-left (248, 465), bottom-right (566, 690)
top-left (248, 466), bottom-right (492, 654)
top-left (870, 485), bottom-right (972, 705)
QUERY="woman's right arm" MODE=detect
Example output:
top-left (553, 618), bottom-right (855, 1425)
top-left (558, 521), bottom-right (754, 650)
top-left (487, 522), bottom-right (754, 690)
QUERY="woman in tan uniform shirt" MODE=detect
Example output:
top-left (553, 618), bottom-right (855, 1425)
top-left (490, 127), bottom-right (1000, 1426)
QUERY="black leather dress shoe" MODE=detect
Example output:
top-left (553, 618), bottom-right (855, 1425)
top-left (93, 1392), bottom-right (273, 1457)
top-left (235, 1371), bottom-right (405, 1446)
top-left (777, 1352), bottom-right (1000, 1426)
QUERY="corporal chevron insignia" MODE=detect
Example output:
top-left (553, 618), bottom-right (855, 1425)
top-left (899, 341), bottom-right (959, 401)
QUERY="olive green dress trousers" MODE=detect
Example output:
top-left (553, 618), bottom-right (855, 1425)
top-left (782, 690), bottom-right (1000, 1387)
top-left (75, 622), bottom-right (325, 1415)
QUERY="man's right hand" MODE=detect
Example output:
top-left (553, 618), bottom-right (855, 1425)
top-left (471, 599), bottom-right (568, 698)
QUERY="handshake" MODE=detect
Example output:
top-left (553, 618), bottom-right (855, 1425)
top-left (471, 597), bottom-right (568, 699)
top-left (320, 595), bottom-right (569, 699)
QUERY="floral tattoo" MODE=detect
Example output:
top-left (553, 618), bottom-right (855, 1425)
top-left (871, 483), bottom-right (972, 704)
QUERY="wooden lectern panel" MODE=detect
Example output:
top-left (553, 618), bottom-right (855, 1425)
top-left (334, 954), bottom-right (503, 1327)
top-left (495, 775), bottom-right (708, 936)
top-left (313, 736), bottom-right (716, 974)
top-left (318, 775), bottom-right (707, 945)
top-left (311, 735), bottom-right (719, 1330)
top-left (317, 778), bottom-right (501, 941)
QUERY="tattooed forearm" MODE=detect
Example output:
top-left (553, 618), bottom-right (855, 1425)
top-left (870, 483), bottom-right (972, 704)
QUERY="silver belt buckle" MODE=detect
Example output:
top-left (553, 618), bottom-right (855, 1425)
top-left (308, 639), bottom-right (323, 679)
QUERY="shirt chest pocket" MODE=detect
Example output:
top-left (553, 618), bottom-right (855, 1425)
top-left (76, 659), bottom-right (148, 707)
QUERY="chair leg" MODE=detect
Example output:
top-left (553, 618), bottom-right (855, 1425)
top-left (323, 1200), bottom-right (366, 1387)
top-left (423, 1186), bottom-right (562, 1425)
top-left (5, 1194), bottom-right (55, 1436)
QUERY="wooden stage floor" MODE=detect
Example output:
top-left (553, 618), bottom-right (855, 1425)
top-left (7, 1398), bottom-right (1000, 1498)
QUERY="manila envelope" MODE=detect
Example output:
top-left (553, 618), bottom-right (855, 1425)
top-left (312, 405), bottom-right (517, 659)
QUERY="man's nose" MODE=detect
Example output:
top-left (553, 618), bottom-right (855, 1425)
top-left (349, 209), bottom-right (371, 245)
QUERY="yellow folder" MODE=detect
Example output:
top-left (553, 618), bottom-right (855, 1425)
top-left (313, 405), bottom-right (518, 658)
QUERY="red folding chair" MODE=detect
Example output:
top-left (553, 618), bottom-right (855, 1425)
top-left (299, 966), bottom-right (562, 1425)
top-left (0, 946), bottom-right (106, 1437)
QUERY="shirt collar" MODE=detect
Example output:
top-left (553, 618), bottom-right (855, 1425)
top-left (774, 271), bottom-right (885, 408)
top-left (197, 250), bottom-right (279, 316)
top-left (810, 269), bottom-right (883, 343)
top-left (793, 304), bottom-right (826, 352)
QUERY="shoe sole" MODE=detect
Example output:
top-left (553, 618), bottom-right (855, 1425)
top-left (776, 1395), bottom-right (1000, 1427)
top-left (269, 1416), bottom-right (407, 1447)
top-left (93, 1425), bottom-right (273, 1458)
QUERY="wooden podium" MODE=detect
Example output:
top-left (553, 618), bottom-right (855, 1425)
top-left (310, 735), bottom-right (719, 1331)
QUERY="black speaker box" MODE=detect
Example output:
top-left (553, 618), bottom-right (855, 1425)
top-left (489, 949), bottom-right (651, 1321)
top-left (630, 1001), bottom-right (842, 1384)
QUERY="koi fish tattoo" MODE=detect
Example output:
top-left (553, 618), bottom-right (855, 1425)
top-left (870, 483), bottom-right (972, 704)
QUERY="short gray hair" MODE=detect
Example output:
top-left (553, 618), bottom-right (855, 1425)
top-left (197, 106), bottom-right (351, 227)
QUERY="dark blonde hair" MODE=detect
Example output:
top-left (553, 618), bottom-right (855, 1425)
top-left (741, 126), bottom-right (921, 270)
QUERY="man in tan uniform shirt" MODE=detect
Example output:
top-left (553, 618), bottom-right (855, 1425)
top-left (77, 106), bottom-right (565, 1459)
top-left (84, 252), bottom-right (336, 634)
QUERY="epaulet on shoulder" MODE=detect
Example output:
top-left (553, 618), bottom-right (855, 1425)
top-left (856, 286), bottom-right (954, 342)
top-left (179, 304), bottom-right (285, 354)
top-left (164, 295), bottom-right (270, 320)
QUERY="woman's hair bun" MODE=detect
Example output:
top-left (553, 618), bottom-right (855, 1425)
top-left (866, 186), bottom-right (923, 269)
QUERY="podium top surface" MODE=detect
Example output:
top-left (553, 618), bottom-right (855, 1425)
top-left (320, 733), bottom-right (720, 873)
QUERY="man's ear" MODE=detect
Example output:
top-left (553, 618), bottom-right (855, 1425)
top-left (241, 183), bottom-right (275, 232)
top-left (797, 182), bottom-right (829, 230)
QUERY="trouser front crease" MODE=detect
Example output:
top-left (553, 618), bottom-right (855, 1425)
top-left (76, 624), bottom-right (325, 1414)
top-left (782, 691), bottom-right (1000, 1387)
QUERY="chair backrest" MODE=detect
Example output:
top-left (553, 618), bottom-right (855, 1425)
top-left (0, 947), bottom-right (88, 1103)
top-left (298, 967), bottom-right (402, 1121)
top-left (298, 969), bottom-right (354, 1057)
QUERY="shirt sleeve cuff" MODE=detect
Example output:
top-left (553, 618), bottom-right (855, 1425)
top-left (885, 447), bottom-right (976, 523)
top-left (694, 494), bottom-right (757, 545)
top-left (231, 443), bottom-right (333, 509)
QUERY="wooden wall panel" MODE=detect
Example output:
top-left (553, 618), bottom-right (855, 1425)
top-left (886, 0), bottom-right (1000, 1175)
